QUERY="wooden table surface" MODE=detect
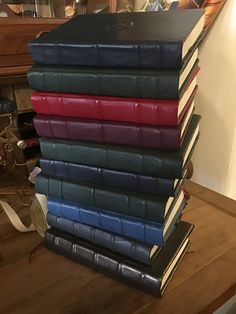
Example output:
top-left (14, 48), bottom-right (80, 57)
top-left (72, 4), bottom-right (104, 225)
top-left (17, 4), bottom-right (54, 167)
top-left (0, 182), bottom-right (236, 314)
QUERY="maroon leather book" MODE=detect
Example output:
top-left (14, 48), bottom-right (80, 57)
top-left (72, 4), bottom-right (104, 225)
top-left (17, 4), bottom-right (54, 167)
top-left (34, 96), bottom-right (194, 150)
top-left (31, 73), bottom-right (198, 127)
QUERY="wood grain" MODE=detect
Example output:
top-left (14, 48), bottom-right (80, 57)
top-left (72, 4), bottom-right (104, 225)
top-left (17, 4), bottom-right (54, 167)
top-left (0, 54), bottom-right (32, 67)
top-left (0, 17), bottom-right (66, 78)
top-left (0, 187), bottom-right (236, 314)
top-left (186, 180), bottom-right (236, 216)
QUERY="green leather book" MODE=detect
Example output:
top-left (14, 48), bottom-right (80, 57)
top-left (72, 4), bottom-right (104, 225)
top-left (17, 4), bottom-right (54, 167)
top-left (40, 114), bottom-right (200, 179)
top-left (27, 54), bottom-right (198, 100)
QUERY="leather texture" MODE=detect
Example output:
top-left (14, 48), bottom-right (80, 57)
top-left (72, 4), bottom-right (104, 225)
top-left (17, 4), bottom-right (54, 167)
top-left (39, 159), bottom-right (181, 197)
top-left (44, 221), bottom-right (193, 296)
top-left (29, 10), bottom-right (204, 69)
top-left (33, 100), bottom-right (193, 149)
top-left (47, 196), bottom-right (186, 245)
top-left (39, 115), bottom-right (200, 179)
top-left (35, 175), bottom-right (183, 223)
top-left (47, 213), bottom-right (158, 265)
top-left (27, 60), bottom-right (198, 100)
top-left (31, 86), bottom-right (197, 127)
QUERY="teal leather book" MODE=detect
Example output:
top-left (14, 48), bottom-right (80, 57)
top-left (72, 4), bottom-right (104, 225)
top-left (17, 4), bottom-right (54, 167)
top-left (40, 114), bottom-right (200, 179)
top-left (36, 174), bottom-right (185, 223)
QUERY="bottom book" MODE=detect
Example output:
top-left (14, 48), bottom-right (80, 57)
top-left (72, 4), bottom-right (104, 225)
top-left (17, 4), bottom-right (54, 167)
top-left (45, 221), bottom-right (193, 297)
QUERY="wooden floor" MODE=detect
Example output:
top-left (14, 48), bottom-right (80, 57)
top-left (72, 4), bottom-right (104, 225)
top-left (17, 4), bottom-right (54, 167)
top-left (0, 181), bottom-right (236, 314)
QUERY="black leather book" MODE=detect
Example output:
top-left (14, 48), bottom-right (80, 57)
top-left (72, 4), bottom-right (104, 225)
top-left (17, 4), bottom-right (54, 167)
top-left (39, 159), bottom-right (184, 197)
top-left (27, 54), bottom-right (198, 100)
top-left (35, 174), bottom-right (184, 223)
top-left (39, 114), bottom-right (200, 179)
top-left (47, 213), bottom-right (160, 265)
top-left (29, 10), bottom-right (204, 70)
top-left (45, 221), bottom-right (193, 297)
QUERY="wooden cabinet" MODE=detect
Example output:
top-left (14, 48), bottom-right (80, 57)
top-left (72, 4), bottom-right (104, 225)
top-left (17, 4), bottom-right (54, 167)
top-left (0, 17), bottom-right (66, 175)
top-left (0, 17), bottom-right (66, 83)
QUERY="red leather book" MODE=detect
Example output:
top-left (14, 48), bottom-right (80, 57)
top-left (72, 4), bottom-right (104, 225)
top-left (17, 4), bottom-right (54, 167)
top-left (31, 74), bottom-right (198, 127)
top-left (34, 94), bottom-right (194, 150)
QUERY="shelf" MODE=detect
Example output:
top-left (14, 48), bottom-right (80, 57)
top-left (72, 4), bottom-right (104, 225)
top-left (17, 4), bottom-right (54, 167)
top-left (0, 65), bottom-right (30, 85)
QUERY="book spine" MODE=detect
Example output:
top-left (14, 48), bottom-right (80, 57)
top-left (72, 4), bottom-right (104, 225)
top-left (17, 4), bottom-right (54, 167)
top-left (31, 93), bottom-right (179, 126)
top-left (36, 175), bottom-right (166, 222)
top-left (40, 159), bottom-right (175, 197)
top-left (27, 70), bottom-right (47, 92)
top-left (47, 198), bottom-right (164, 245)
top-left (39, 139), bottom-right (182, 179)
top-left (34, 116), bottom-right (180, 150)
top-left (30, 42), bottom-right (182, 70)
top-left (47, 213), bottom-right (153, 265)
top-left (27, 68), bottom-right (179, 99)
top-left (45, 230), bottom-right (161, 296)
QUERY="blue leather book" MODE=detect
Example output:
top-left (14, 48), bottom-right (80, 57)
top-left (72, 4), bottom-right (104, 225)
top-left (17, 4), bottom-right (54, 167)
top-left (47, 213), bottom-right (160, 265)
top-left (47, 191), bottom-right (186, 246)
top-left (39, 159), bottom-right (184, 197)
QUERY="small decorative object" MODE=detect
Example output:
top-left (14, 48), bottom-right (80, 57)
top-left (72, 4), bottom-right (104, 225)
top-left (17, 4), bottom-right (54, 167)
top-left (22, 9), bottom-right (37, 17)
top-left (17, 138), bottom-right (39, 149)
top-left (0, 97), bottom-right (17, 114)
top-left (7, 4), bottom-right (23, 15)
top-left (116, 0), bottom-right (134, 12)
top-left (0, 2), bottom-right (17, 16)
top-left (65, 4), bottom-right (75, 18)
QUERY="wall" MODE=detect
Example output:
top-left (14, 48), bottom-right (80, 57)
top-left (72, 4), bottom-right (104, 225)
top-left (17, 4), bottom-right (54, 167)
top-left (192, 0), bottom-right (236, 200)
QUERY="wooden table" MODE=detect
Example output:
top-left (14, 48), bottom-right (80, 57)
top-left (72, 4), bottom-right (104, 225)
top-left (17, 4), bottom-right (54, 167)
top-left (0, 182), bottom-right (236, 314)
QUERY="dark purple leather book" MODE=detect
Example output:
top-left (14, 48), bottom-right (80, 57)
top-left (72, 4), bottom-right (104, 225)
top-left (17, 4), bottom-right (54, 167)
top-left (39, 114), bottom-right (200, 179)
top-left (33, 96), bottom-right (194, 150)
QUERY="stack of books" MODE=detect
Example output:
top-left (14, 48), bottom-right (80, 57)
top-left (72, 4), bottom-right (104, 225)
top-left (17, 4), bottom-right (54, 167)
top-left (28, 9), bottom-right (204, 297)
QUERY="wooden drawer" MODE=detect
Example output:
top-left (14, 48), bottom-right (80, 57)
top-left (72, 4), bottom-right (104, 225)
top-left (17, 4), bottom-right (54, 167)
top-left (0, 17), bottom-right (66, 76)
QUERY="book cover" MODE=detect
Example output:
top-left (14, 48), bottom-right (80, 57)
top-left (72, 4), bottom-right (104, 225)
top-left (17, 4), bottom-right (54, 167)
top-left (29, 10), bottom-right (204, 70)
top-left (39, 115), bottom-right (200, 179)
top-left (33, 97), bottom-right (194, 150)
top-left (31, 80), bottom-right (198, 127)
top-left (35, 174), bottom-right (184, 223)
top-left (39, 159), bottom-right (184, 197)
top-left (47, 213), bottom-right (160, 265)
top-left (45, 221), bottom-right (193, 296)
top-left (27, 53), bottom-right (198, 100)
top-left (47, 194), bottom-right (186, 245)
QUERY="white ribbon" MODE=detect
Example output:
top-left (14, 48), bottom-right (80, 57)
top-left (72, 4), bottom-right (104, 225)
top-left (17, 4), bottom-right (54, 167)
top-left (0, 199), bottom-right (35, 232)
